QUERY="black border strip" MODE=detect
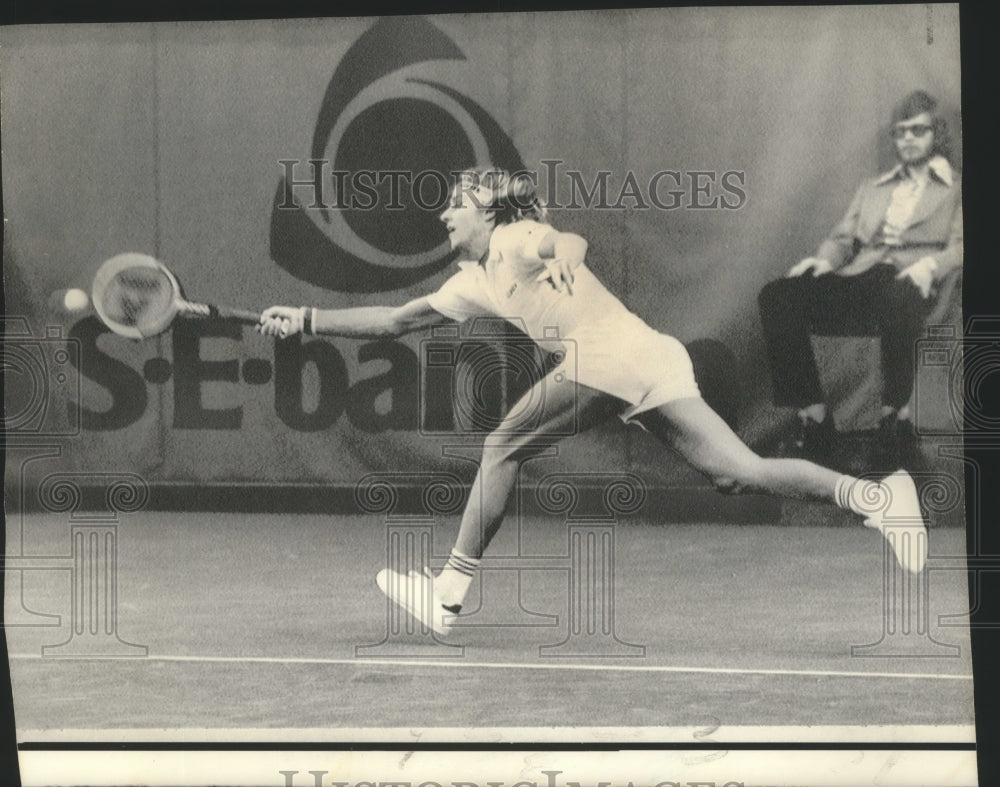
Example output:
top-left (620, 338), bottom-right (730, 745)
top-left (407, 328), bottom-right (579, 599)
top-left (17, 741), bottom-right (978, 752)
top-left (2, 0), bottom-right (695, 26)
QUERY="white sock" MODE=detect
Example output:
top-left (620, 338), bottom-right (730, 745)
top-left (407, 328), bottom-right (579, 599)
top-left (435, 549), bottom-right (479, 610)
top-left (834, 474), bottom-right (879, 518)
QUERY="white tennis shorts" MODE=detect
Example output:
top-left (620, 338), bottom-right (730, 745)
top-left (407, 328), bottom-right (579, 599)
top-left (552, 312), bottom-right (702, 424)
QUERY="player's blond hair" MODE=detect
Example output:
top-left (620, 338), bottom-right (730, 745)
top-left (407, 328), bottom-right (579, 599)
top-left (454, 166), bottom-right (548, 225)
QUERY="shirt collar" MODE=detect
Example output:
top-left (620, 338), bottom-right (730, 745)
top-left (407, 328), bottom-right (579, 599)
top-left (875, 155), bottom-right (954, 187)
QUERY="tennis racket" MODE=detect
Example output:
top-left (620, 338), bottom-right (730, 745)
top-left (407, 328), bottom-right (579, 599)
top-left (91, 253), bottom-right (261, 339)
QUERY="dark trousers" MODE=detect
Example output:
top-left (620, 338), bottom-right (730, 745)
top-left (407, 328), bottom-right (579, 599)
top-left (758, 264), bottom-right (931, 411)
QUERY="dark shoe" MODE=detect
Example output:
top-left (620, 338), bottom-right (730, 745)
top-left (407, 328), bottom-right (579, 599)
top-left (874, 412), bottom-right (902, 469)
top-left (875, 411), bottom-right (923, 470)
top-left (793, 418), bottom-right (835, 463)
top-left (894, 418), bottom-right (923, 470)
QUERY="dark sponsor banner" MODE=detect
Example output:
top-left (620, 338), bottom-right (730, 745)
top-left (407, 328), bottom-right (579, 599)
top-left (67, 316), bottom-right (538, 435)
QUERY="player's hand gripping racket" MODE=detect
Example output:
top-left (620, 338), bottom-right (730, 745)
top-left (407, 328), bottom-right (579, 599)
top-left (91, 253), bottom-right (260, 339)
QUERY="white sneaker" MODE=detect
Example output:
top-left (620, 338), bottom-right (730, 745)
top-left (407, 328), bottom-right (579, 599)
top-left (375, 567), bottom-right (458, 636)
top-left (862, 470), bottom-right (928, 574)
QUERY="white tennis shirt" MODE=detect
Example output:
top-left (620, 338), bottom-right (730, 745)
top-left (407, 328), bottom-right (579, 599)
top-left (426, 220), bottom-right (701, 421)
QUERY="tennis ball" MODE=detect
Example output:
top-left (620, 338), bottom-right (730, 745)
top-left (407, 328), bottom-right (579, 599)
top-left (63, 288), bottom-right (90, 312)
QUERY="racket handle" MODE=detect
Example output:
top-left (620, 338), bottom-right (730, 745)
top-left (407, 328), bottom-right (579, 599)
top-left (208, 305), bottom-right (261, 325)
top-left (180, 300), bottom-right (260, 325)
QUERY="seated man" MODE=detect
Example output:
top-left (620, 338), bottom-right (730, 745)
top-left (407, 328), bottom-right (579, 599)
top-left (758, 90), bottom-right (962, 461)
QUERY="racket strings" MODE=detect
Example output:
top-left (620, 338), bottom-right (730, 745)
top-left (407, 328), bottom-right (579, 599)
top-left (92, 253), bottom-right (255, 339)
top-left (98, 267), bottom-right (175, 332)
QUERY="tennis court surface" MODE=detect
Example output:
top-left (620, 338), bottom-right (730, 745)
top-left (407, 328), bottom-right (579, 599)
top-left (6, 509), bottom-right (974, 738)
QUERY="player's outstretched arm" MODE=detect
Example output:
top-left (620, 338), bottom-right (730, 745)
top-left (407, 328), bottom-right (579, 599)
top-left (259, 296), bottom-right (450, 339)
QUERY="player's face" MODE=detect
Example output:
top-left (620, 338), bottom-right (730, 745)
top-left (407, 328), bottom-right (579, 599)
top-left (892, 112), bottom-right (935, 166)
top-left (440, 184), bottom-right (494, 254)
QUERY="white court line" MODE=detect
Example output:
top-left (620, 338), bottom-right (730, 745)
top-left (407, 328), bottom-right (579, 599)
top-left (9, 652), bottom-right (974, 681)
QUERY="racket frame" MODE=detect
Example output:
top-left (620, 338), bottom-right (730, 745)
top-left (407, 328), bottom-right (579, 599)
top-left (92, 253), bottom-right (260, 339)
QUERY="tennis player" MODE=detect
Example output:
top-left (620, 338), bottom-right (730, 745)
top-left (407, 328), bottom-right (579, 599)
top-left (260, 167), bottom-right (927, 636)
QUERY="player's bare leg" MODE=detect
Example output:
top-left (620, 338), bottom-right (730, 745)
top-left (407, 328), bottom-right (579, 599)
top-left (636, 397), bottom-right (927, 573)
top-left (454, 378), bottom-right (622, 559)
top-left (377, 372), bottom-right (622, 634)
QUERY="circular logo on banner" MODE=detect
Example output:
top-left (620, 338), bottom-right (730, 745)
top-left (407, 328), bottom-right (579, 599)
top-left (270, 17), bottom-right (526, 293)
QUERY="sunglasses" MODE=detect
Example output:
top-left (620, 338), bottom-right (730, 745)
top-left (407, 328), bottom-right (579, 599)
top-left (891, 123), bottom-right (934, 140)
